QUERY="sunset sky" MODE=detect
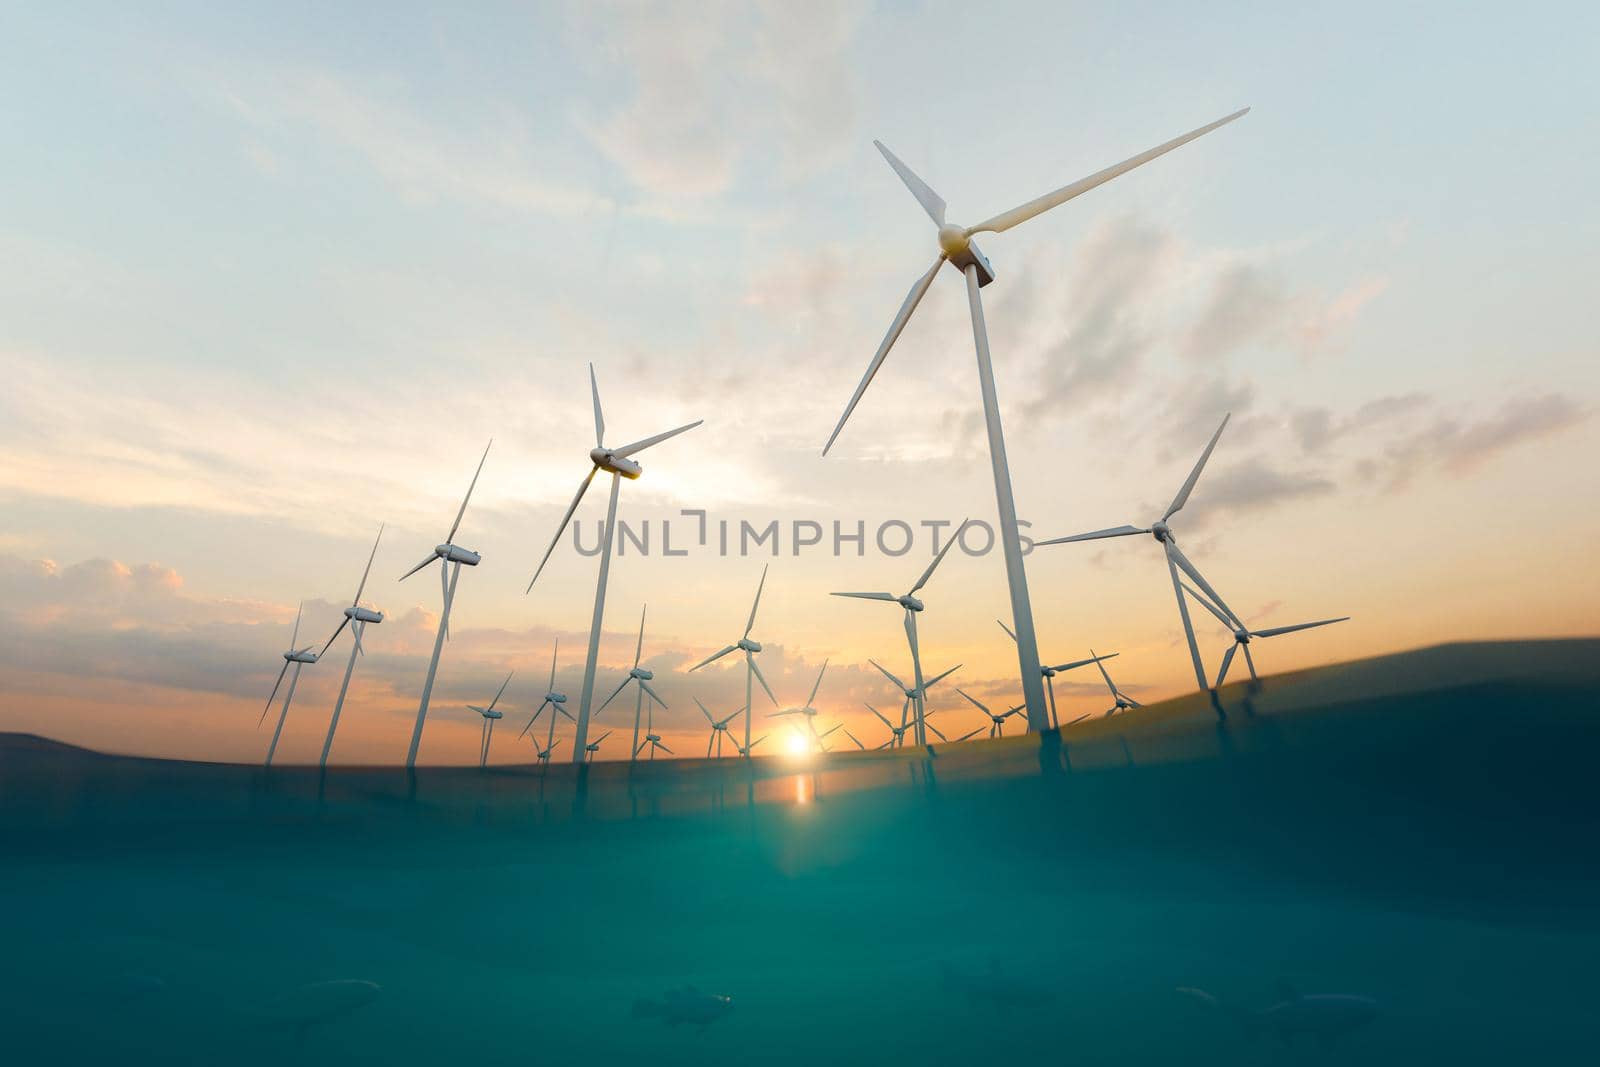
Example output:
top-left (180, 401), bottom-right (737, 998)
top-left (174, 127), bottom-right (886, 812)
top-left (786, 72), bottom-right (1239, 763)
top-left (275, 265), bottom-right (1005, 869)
top-left (2, 2), bottom-right (1595, 765)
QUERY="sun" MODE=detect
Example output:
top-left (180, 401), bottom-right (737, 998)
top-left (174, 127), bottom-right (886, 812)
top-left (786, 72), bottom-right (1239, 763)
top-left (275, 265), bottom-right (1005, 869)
top-left (785, 731), bottom-right (813, 757)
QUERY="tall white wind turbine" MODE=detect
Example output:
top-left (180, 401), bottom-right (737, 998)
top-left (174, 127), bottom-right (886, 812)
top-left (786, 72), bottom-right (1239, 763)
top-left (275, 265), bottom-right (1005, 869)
top-left (691, 565), bottom-right (780, 757)
top-left (595, 605), bottom-right (668, 763)
top-left (824, 109), bottom-right (1249, 731)
top-left (260, 602), bottom-right (318, 766)
top-left (832, 524), bottom-right (965, 744)
top-left (1090, 650), bottom-right (1142, 717)
top-left (527, 364), bottom-right (701, 765)
top-left (518, 640), bottom-right (567, 740)
top-left (1037, 414), bottom-right (1247, 692)
top-left (466, 671), bottom-right (512, 769)
top-left (1179, 581), bottom-right (1349, 689)
top-left (317, 524), bottom-right (385, 768)
top-left (995, 619), bottom-right (1117, 729)
top-left (398, 440), bottom-right (491, 768)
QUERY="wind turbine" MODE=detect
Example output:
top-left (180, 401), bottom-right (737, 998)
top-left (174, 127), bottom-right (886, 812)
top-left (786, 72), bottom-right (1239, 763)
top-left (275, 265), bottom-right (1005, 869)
top-left (630, 684), bottom-right (672, 761)
top-left (869, 659), bottom-right (960, 743)
top-left (317, 525), bottom-right (385, 768)
top-left (527, 364), bottom-right (701, 765)
top-left (1179, 581), bottom-right (1349, 689)
top-left (824, 109), bottom-right (1249, 732)
top-left (842, 727), bottom-right (872, 751)
top-left (1089, 650), bottom-right (1142, 717)
top-left (584, 730), bottom-right (612, 763)
top-left (398, 440), bottom-right (491, 768)
top-left (518, 640), bottom-right (567, 741)
top-left (260, 602), bottom-right (318, 767)
top-left (533, 736), bottom-right (563, 766)
top-left (832, 526), bottom-right (965, 744)
top-left (813, 722), bottom-right (843, 753)
top-left (864, 702), bottom-right (913, 748)
top-left (766, 659), bottom-right (829, 739)
top-left (1037, 414), bottom-right (1247, 693)
top-left (696, 698), bottom-right (742, 758)
top-left (595, 605), bottom-right (668, 763)
top-left (996, 619), bottom-right (1117, 729)
top-left (465, 671), bottom-right (512, 769)
top-left (733, 734), bottom-right (769, 758)
top-left (955, 689), bottom-right (1027, 738)
top-left (691, 565), bottom-right (780, 757)
top-left (537, 683), bottom-right (576, 769)
top-left (921, 707), bottom-right (984, 744)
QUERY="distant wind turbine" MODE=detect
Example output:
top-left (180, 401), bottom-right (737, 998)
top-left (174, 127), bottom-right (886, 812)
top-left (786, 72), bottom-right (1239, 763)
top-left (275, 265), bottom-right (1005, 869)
top-left (584, 730), bottom-right (612, 763)
top-left (518, 641), bottom-right (567, 741)
top-left (260, 602), bottom-right (318, 767)
top-left (465, 671), bottom-right (512, 769)
top-left (1089, 650), bottom-right (1142, 717)
top-left (317, 525), bottom-right (385, 768)
top-left (955, 689), bottom-right (1027, 738)
top-left (767, 659), bottom-right (829, 739)
top-left (864, 702), bottom-right (913, 748)
top-left (527, 364), bottom-right (701, 765)
top-left (1179, 581), bottom-right (1349, 689)
top-left (995, 619), bottom-right (1118, 729)
top-left (832, 525), bottom-right (965, 744)
top-left (691, 565), bottom-right (780, 757)
top-left (824, 109), bottom-right (1249, 731)
top-left (595, 605), bottom-right (668, 763)
top-left (1037, 414), bottom-right (1245, 693)
top-left (733, 734), bottom-right (769, 758)
top-left (398, 440), bottom-right (491, 768)
top-left (870, 659), bottom-right (960, 744)
top-left (696, 698), bottom-right (742, 758)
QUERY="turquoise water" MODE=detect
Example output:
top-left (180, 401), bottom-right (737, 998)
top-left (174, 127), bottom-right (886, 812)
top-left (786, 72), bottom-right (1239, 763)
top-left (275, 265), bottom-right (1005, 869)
top-left (3, 641), bottom-right (1597, 1064)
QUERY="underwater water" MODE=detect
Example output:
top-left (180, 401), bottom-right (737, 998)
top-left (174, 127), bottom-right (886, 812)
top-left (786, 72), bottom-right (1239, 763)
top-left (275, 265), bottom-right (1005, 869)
top-left (2, 639), bottom-right (1597, 1065)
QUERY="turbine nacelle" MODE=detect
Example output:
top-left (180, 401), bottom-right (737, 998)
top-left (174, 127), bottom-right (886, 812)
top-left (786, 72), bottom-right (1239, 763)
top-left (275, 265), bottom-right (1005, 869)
top-left (936, 225), bottom-right (996, 286)
top-left (629, 667), bottom-right (654, 681)
top-left (898, 594), bottom-right (925, 612)
top-left (284, 648), bottom-right (318, 664)
top-left (737, 638), bottom-right (762, 653)
top-left (590, 448), bottom-right (642, 479)
top-left (1151, 521), bottom-right (1172, 542)
top-left (547, 691), bottom-right (568, 704)
top-left (437, 543), bottom-right (482, 566)
top-left (346, 605), bottom-right (385, 624)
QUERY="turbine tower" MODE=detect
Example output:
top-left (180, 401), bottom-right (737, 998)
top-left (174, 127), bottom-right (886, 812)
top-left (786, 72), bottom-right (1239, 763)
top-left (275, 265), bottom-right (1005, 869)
top-left (996, 619), bottom-right (1117, 729)
top-left (1179, 581), bottom-right (1349, 689)
top-left (832, 525), bottom-right (965, 744)
top-left (1037, 414), bottom-right (1245, 692)
top-left (317, 524), bottom-right (385, 768)
top-left (465, 671), bottom-right (512, 769)
top-left (595, 605), bottom-right (668, 763)
top-left (260, 602), bottom-right (318, 766)
top-left (691, 565), bottom-right (780, 757)
top-left (824, 108), bottom-right (1249, 732)
top-left (398, 440), bottom-right (491, 768)
top-left (527, 364), bottom-right (701, 765)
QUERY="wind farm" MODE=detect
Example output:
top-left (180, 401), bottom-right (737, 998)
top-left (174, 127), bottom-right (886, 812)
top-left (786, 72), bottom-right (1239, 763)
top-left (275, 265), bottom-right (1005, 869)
top-left (4, 6), bottom-right (1597, 1064)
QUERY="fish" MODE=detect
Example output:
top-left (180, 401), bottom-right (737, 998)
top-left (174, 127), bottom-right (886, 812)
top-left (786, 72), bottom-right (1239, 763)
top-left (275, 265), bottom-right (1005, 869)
top-left (1178, 981), bottom-right (1379, 1045)
top-left (254, 979), bottom-right (382, 1039)
top-left (631, 984), bottom-right (734, 1028)
top-left (940, 960), bottom-right (1055, 1010)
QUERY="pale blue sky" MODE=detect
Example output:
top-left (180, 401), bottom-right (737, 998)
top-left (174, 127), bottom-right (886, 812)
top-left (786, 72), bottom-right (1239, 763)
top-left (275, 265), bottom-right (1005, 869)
top-left (2, 2), bottom-right (1595, 761)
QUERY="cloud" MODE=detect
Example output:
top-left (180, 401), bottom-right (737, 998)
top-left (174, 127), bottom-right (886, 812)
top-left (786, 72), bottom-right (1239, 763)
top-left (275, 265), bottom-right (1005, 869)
top-left (569, 0), bottom-right (864, 200)
top-left (1180, 458), bottom-right (1337, 529)
top-left (1184, 264), bottom-right (1387, 361)
top-left (1292, 392), bottom-right (1432, 453)
top-left (1359, 393), bottom-right (1588, 490)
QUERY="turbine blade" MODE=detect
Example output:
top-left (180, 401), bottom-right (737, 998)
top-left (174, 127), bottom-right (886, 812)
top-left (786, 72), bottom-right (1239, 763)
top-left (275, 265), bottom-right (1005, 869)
top-left (488, 670), bottom-right (513, 712)
top-left (743, 564), bottom-right (768, 639)
top-left (655, 740), bottom-right (673, 755)
top-left (527, 466), bottom-right (598, 592)
top-left (923, 663), bottom-right (961, 690)
top-left (1035, 524), bottom-right (1150, 547)
top-left (318, 616), bottom-right (351, 659)
top-left (1120, 693), bottom-right (1144, 708)
top-left (968, 108), bottom-right (1250, 235)
top-left (352, 523), bottom-right (384, 606)
top-left (695, 697), bottom-right (716, 725)
top-left (1250, 616), bottom-right (1350, 639)
top-left (260, 661), bottom-right (291, 727)
top-left (869, 659), bottom-right (909, 693)
top-left (399, 553), bottom-right (438, 582)
top-left (1048, 652), bottom-right (1118, 672)
top-left (865, 702), bottom-right (892, 730)
top-left (596, 676), bottom-right (633, 715)
top-left (1215, 643), bottom-right (1238, 689)
top-left (748, 655), bottom-right (779, 707)
top-left (1180, 578), bottom-right (1234, 628)
top-left (690, 644), bottom-right (738, 672)
top-left (610, 420), bottom-right (704, 459)
top-left (955, 687), bottom-right (991, 714)
top-left (1065, 713), bottom-right (1090, 725)
top-left (290, 602), bottom-right (302, 649)
top-left (845, 728), bottom-right (864, 750)
top-left (822, 254), bottom-right (946, 456)
top-left (767, 708), bottom-right (801, 719)
top-left (589, 363), bottom-right (605, 447)
top-left (1090, 648), bottom-right (1118, 695)
top-left (750, 735), bottom-right (767, 750)
top-left (955, 727), bottom-right (984, 742)
top-left (1164, 413), bottom-right (1230, 521)
top-left (830, 591), bottom-right (898, 601)
top-left (924, 718), bottom-right (948, 742)
top-left (1165, 541), bottom-right (1243, 629)
top-left (873, 140), bottom-right (947, 226)
top-left (1166, 550), bottom-right (1210, 691)
top-left (447, 438), bottom-right (492, 544)
top-left (807, 659), bottom-right (828, 707)
top-left (548, 638), bottom-right (559, 690)
top-left (995, 618), bottom-right (1017, 642)
top-left (518, 699), bottom-right (550, 739)
top-left (910, 518), bottom-right (966, 594)
top-left (638, 680), bottom-right (667, 708)
top-left (634, 604), bottom-right (647, 667)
